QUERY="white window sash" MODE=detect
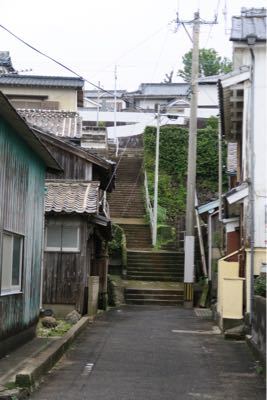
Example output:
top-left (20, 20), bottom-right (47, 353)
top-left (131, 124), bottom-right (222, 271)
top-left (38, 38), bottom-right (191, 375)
top-left (1, 232), bottom-right (23, 295)
top-left (45, 226), bottom-right (80, 252)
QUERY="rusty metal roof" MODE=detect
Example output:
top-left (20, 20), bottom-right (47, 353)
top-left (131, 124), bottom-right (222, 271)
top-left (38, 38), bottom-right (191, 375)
top-left (45, 180), bottom-right (100, 214)
top-left (231, 8), bottom-right (267, 42)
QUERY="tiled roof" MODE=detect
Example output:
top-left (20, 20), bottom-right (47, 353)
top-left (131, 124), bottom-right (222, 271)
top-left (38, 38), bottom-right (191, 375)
top-left (18, 109), bottom-right (82, 138)
top-left (136, 83), bottom-right (190, 96)
top-left (0, 91), bottom-right (61, 172)
top-left (0, 74), bottom-right (84, 88)
top-left (231, 8), bottom-right (267, 42)
top-left (45, 181), bottom-right (100, 214)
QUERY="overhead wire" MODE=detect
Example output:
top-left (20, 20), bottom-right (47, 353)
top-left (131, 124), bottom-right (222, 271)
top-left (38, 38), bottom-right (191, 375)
top-left (0, 22), bottom-right (158, 116)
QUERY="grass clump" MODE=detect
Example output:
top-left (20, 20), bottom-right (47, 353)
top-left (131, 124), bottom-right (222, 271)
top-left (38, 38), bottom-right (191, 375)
top-left (37, 320), bottom-right (72, 337)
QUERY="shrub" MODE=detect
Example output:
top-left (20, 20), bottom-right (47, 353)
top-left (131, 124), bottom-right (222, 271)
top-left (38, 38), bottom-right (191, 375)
top-left (254, 275), bottom-right (266, 297)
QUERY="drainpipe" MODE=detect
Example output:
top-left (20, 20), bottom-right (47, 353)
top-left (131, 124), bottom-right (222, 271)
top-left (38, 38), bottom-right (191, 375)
top-left (247, 36), bottom-right (256, 325)
top-left (208, 210), bottom-right (219, 282)
top-left (218, 118), bottom-right (223, 221)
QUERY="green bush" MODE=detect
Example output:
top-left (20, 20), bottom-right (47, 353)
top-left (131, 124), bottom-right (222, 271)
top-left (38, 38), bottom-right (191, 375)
top-left (108, 224), bottom-right (124, 255)
top-left (254, 275), bottom-right (266, 297)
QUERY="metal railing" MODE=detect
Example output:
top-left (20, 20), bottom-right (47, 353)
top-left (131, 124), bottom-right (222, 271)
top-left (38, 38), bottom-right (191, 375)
top-left (144, 170), bottom-right (154, 235)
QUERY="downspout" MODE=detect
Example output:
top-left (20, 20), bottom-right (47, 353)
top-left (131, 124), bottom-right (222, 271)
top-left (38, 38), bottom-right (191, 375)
top-left (218, 118), bottom-right (223, 221)
top-left (208, 210), bottom-right (219, 282)
top-left (247, 36), bottom-right (256, 325)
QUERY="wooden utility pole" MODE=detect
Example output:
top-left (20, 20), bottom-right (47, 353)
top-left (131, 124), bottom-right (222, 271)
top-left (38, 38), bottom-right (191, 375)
top-left (184, 11), bottom-right (200, 307)
top-left (176, 11), bottom-right (217, 307)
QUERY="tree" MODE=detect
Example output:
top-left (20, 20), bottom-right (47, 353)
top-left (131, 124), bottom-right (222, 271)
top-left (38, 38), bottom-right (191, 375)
top-left (162, 70), bottom-right (174, 83)
top-left (178, 48), bottom-right (232, 82)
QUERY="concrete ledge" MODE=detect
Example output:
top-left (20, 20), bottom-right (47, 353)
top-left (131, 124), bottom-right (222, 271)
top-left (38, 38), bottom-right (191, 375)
top-left (15, 316), bottom-right (90, 388)
top-left (246, 334), bottom-right (266, 367)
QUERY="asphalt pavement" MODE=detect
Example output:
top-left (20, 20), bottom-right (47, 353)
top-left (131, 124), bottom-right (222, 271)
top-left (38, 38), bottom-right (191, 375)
top-left (31, 306), bottom-right (266, 400)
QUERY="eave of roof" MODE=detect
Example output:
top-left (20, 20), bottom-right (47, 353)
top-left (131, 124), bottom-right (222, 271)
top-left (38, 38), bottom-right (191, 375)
top-left (34, 127), bottom-right (114, 170)
top-left (0, 91), bottom-right (61, 172)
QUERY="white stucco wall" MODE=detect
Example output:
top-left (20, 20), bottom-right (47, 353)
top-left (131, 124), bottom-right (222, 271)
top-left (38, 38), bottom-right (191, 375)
top-left (234, 42), bottom-right (267, 249)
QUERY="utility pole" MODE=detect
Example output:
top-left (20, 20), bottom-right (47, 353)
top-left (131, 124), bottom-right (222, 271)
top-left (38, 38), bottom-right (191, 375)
top-left (96, 81), bottom-right (100, 128)
top-left (114, 65), bottom-right (118, 156)
top-left (152, 104), bottom-right (161, 246)
top-left (176, 11), bottom-right (217, 307)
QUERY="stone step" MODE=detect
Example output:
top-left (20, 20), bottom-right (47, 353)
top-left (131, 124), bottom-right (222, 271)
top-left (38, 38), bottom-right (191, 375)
top-left (125, 289), bottom-right (183, 295)
top-left (125, 299), bottom-right (183, 306)
top-left (127, 266), bottom-right (184, 272)
top-left (126, 275), bottom-right (183, 282)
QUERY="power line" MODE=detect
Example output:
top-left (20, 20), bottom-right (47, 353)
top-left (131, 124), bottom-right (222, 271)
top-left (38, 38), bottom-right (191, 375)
top-left (0, 23), bottom-right (154, 115)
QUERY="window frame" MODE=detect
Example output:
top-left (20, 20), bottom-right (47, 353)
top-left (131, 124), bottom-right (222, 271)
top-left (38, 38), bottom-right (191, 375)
top-left (1, 231), bottom-right (24, 296)
top-left (45, 224), bottom-right (80, 253)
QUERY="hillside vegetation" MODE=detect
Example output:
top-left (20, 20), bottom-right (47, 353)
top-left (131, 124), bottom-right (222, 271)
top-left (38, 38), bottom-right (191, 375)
top-left (143, 117), bottom-right (226, 225)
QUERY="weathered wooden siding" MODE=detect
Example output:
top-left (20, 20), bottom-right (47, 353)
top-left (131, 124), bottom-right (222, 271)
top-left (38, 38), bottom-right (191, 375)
top-left (0, 119), bottom-right (46, 339)
top-left (45, 143), bottom-right (91, 180)
top-left (43, 216), bottom-right (92, 314)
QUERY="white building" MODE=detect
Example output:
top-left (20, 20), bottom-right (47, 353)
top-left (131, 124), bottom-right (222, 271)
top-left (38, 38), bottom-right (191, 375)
top-left (217, 8), bottom-right (266, 325)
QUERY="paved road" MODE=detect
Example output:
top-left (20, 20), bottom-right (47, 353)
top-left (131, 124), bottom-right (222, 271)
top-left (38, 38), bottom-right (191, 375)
top-left (31, 306), bottom-right (265, 400)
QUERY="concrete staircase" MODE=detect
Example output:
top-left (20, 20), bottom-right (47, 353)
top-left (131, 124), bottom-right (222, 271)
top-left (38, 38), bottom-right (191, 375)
top-left (127, 250), bottom-right (184, 281)
top-left (108, 152), bottom-right (145, 220)
top-left (124, 288), bottom-right (184, 306)
top-left (108, 143), bottom-right (184, 306)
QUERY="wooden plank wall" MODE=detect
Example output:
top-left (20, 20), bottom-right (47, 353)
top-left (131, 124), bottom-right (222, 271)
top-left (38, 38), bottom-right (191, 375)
top-left (43, 216), bottom-right (92, 314)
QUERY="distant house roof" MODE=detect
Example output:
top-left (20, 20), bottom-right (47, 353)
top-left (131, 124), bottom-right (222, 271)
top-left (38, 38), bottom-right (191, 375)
top-left (0, 74), bottom-right (84, 88)
top-left (0, 91), bottom-right (61, 172)
top-left (128, 83), bottom-right (190, 97)
top-left (198, 75), bottom-right (222, 84)
top-left (231, 8), bottom-right (267, 42)
top-left (45, 180), bottom-right (100, 214)
top-left (84, 90), bottom-right (126, 99)
top-left (0, 51), bottom-right (15, 73)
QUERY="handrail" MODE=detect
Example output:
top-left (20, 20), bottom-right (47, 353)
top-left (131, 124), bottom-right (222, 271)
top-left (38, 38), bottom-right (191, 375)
top-left (144, 170), bottom-right (154, 234)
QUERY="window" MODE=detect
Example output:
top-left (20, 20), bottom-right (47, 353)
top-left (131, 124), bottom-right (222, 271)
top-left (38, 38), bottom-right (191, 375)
top-left (45, 225), bottom-right (80, 252)
top-left (1, 232), bottom-right (23, 294)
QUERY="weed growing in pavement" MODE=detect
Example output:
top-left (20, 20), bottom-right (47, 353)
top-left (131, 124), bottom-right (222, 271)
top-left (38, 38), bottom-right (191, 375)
top-left (37, 320), bottom-right (72, 337)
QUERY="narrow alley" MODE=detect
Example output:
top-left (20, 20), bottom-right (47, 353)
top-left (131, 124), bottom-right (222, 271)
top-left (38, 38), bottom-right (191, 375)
top-left (30, 306), bottom-right (265, 400)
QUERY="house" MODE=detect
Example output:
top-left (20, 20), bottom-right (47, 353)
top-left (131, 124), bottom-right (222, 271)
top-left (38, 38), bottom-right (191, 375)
top-left (83, 89), bottom-right (127, 112)
top-left (216, 8), bottom-right (266, 329)
top-left (34, 130), bottom-right (115, 316)
top-left (0, 92), bottom-right (60, 357)
top-left (0, 72), bottom-right (84, 111)
top-left (0, 54), bottom-right (84, 138)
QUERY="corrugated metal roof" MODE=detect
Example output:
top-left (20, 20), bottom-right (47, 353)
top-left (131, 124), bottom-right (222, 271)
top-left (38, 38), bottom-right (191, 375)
top-left (197, 199), bottom-right (220, 215)
top-left (231, 8), bottom-right (267, 42)
top-left (0, 74), bottom-right (84, 88)
top-left (0, 91), bottom-right (61, 172)
top-left (45, 181), bottom-right (100, 214)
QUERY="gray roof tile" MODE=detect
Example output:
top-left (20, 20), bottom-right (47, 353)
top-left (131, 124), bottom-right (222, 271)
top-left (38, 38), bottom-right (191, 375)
top-left (45, 181), bottom-right (100, 214)
top-left (231, 8), bottom-right (267, 42)
top-left (0, 74), bottom-right (84, 88)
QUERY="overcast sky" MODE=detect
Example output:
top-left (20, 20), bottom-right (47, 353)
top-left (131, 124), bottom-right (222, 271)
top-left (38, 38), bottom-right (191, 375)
top-left (0, 0), bottom-right (265, 91)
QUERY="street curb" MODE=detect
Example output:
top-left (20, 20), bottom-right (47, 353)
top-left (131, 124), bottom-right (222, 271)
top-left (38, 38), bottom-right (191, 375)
top-left (15, 316), bottom-right (91, 389)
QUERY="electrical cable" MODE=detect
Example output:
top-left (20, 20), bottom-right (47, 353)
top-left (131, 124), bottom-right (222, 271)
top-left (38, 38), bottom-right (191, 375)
top-left (0, 22), bottom-right (157, 115)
